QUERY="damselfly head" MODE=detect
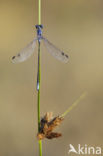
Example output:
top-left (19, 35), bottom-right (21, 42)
top-left (35, 24), bottom-right (43, 29)
top-left (35, 25), bottom-right (43, 37)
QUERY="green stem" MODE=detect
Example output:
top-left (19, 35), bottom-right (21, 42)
top-left (61, 92), bottom-right (87, 118)
top-left (37, 0), bottom-right (42, 155)
top-left (37, 42), bottom-right (41, 131)
top-left (38, 0), bottom-right (41, 25)
top-left (37, 42), bottom-right (42, 156)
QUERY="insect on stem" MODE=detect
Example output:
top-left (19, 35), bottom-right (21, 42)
top-left (37, 40), bottom-right (41, 131)
top-left (37, 38), bottom-right (42, 156)
top-left (37, 41), bottom-right (40, 91)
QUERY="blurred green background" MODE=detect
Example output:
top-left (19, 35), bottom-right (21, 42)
top-left (0, 0), bottom-right (103, 155)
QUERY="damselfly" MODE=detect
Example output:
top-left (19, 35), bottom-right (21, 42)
top-left (12, 25), bottom-right (69, 64)
top-left (12, 25), bottom-right (69, 90)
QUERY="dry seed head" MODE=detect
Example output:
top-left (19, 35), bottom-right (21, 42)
top-left (37, 112), bottom-right (64, 140)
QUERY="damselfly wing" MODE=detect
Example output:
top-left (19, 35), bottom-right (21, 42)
top-left (42, 37), bottom-right (69, 63)
top-left (12, 38), bottom-right (37, 63)
top-left (12, 24), bottom-right (69, 64)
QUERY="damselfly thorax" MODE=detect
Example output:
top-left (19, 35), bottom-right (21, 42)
top-left (12, 24), bottom-right (69, 64)
top-left (35, 24), bottom-right (43, 43)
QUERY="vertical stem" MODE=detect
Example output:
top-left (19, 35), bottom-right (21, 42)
top-left (37, 42), bottom-right (41, 130)
top-left (37, 0), bottom-right (42, 156)
top-left (38, 0), bottom-right (41, 25)
top-left (37, 42), bottom-right (42, 156)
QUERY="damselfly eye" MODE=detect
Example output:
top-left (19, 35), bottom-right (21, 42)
top-left (35, 25), bottom-right (38, 29)
top-left (40, 25), bottom-right (43, 29)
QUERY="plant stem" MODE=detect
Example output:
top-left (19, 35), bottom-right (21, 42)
top-left (37, 42), bottom-right (41, 131)
top-left (61, 92), bottom-right (87, 118)
top-left (38, 0), bottom-right (41, 25)
top-left (37, 42), bottom-right (42, 156)
top-left (37, 0), bottom-right (42, 156)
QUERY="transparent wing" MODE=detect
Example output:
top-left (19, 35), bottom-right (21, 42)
top-left (12, 38), bottom-right (37, 63)
top-left (42, 37), bottom-right (69, 63)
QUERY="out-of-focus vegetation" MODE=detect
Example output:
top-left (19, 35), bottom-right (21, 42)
top-left (0, 0), bottom-right (103, 155)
